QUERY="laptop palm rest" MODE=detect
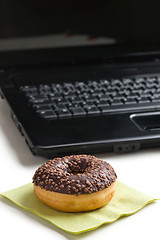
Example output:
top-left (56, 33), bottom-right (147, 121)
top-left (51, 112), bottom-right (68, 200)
top-left (130, 112), bottom-right (160, 131)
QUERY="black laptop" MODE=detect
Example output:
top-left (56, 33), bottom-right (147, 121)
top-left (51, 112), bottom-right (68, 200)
top-left (1, 1), bottom-right (160, 158)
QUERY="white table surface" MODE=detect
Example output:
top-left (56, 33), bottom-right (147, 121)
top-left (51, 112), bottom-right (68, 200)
top-left (0, 99), bottom-right (160, 240)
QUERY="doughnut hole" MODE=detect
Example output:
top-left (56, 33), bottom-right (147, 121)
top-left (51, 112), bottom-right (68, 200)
top-left (66, 156), bottom-right (88, 175)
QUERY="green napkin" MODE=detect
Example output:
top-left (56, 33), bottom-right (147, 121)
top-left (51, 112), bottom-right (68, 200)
top-left (0, 181), bottom-right (157, 234)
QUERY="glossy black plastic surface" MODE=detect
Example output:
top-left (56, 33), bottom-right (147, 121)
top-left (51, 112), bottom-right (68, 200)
top-left (1, 48), bottom-right (160, 158)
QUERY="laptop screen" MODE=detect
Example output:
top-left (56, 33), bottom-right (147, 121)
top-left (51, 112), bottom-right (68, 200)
top-left (0, 0), bottom-right (160, 51)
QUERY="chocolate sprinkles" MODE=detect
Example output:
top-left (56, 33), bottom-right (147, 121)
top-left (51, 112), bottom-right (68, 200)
top-left (33, 155), bottom-right (117, 195)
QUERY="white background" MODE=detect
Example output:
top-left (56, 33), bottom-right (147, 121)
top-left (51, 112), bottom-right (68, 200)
top-left (0, 99), bottom-right (160, 240)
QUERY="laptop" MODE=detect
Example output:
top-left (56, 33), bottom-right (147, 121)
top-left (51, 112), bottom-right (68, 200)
top-left (1, 1), bottom-right (160, 158)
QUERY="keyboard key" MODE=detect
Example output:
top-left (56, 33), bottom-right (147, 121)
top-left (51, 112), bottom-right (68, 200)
top-left (65, 95), bottom-right (77, 101)
top-left (91, 89), bottom-right (104, 96)
top-left (124, 98), bottom-right (137, 104)
top-left (96, 99), bottom-right (109, 105)
top-left (39, 84), bottom-right (51, 90)
top-left (122, 78), bottom-right (133, 84)
top-left (38, 110), bottom-right (57, 119)
top-left (66, 102), bottom-right (80, 108)
top-left (81, 102), bottom-right (96, 108)
top-left (25, 91), bottom-right (38, 97)
top-left (56, 109), bottom-right (72, 117)
top-left (99, 105), bottom-right (112, 113)
top-left (49, 93), bottom-right (62, 99)
top-left (127, 92), bottom-right (139, 98)
top-left (135, 77), bottom-right (146, 84)
top-left (151, 98), bottom-right (160, 102)
top-left (138, 97), bottom-right (150, 103)
top-left (63, 90), bottom-right (76, 97)
top-left (71, 97), bottom-right (83, 104)
top-left (85, 106), bottom-right (101, 114)
top-left (70, 107), bottom-right (86, 116)
top-left (33, 102), bottom-right (56, 109)
top-left (84, 95), bottom-right (98, 102)
top-left (55, 103), bottom-right (67, 109)
top-left (55, 98), bottom-right (69, 104)
top-left (111, 100), bottom-right (124, 105)
top-left (97, 103), bottom-right (110, 108)
top-left (29, 97), bottom-right (48, 104)
top-left (20, 85), bottom-right (37, 92)
top-left (34, 105), bottom-right (52, 112)
top-left (99, 94), bottom-right (111, 101)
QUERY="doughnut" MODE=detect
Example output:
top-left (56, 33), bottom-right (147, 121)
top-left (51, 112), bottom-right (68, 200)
top-left (32, 155), bottom-right (117, 212)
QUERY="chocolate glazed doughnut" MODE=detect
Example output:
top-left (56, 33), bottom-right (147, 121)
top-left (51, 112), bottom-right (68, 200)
top-left (33, 155), bottom-right (117, 212)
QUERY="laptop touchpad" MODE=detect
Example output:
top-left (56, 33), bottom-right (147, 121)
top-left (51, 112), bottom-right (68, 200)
top-left (130, 112), bottom-right (160, 131)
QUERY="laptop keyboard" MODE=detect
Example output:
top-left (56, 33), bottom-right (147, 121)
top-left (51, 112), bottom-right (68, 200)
top-left (20, 76), bottom-right (160, 120)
